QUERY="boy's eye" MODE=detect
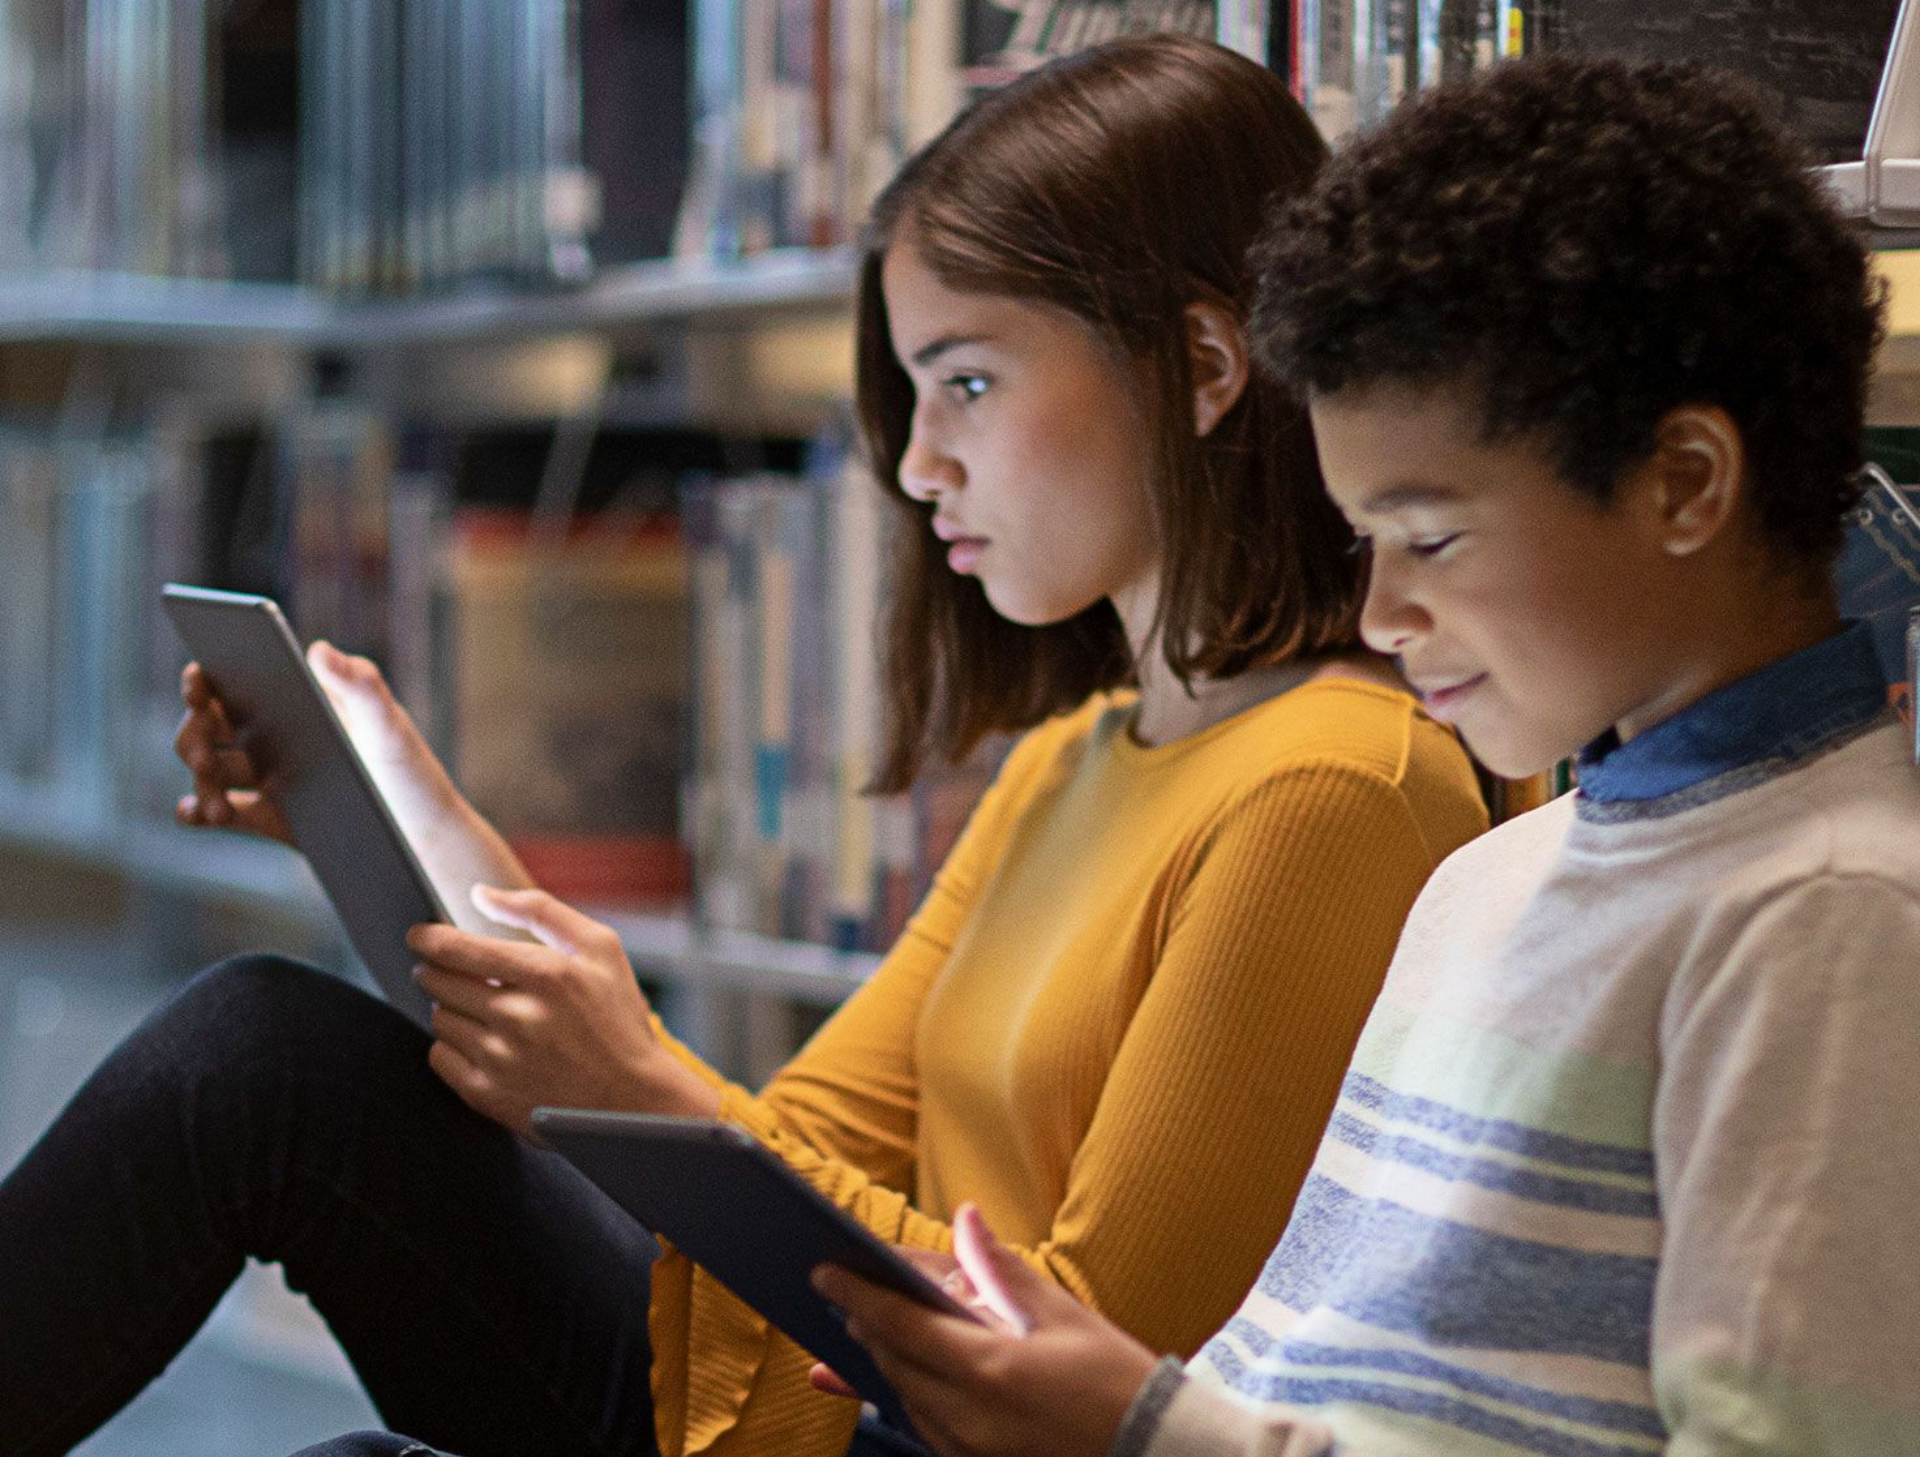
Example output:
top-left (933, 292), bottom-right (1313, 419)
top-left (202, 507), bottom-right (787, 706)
top-left (944, 373), bottom-right (990, 402)
top-left (1346, 534), bottom-right (1374, 558)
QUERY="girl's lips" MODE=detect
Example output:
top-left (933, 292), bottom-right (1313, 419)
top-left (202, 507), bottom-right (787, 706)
top-left (1419, 674), bottom-right (1486, 722)
top-left (947, 539), bottom-right (988, 573)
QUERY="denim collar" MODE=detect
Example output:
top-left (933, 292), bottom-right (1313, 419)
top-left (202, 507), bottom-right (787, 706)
top-left (1575, 620), bottom-right (1890, 821)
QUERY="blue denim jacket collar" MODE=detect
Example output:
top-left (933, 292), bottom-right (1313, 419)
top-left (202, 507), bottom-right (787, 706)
top-left (1574, 619), bottom-right (1889, 820)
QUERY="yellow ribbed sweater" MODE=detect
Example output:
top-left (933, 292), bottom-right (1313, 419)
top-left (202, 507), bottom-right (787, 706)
top-left (649, 678), bottom-right (1488, 1457)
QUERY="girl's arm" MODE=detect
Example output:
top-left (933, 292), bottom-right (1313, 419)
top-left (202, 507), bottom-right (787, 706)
top-left (738, 760), bottom-right (1450, 1358)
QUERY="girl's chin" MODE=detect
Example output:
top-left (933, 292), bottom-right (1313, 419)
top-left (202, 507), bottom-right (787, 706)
top-left (983, 588), bottom-right (1103, 629)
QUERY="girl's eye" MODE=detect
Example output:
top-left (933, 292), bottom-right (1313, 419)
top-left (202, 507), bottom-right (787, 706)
top-left (945, 373), bottom-right (990, 402)
top-left (1408, 534), bottom-right (1460, 559)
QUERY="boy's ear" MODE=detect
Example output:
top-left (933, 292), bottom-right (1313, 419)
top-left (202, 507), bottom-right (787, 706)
top-left (1630, 405), bottom-right (1748, 557)
top-left (1186, 300), bottom-right (1251, 439)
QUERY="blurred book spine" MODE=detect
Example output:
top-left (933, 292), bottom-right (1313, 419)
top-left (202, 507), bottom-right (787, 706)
top-left (300, 0), bottom-right (684, 298)
top-left (683, 431), bottom-right (1003, 951)
top-left (444, 506), bottom-right (692, 908)
top-left (676, 0), bottom-right (1241, 259)
top-left (1291, 0), bottom-right (1513, 143)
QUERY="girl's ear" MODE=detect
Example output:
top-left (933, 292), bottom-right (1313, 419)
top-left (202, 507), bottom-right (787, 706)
top-left (1186, 300), bottom-right (1252, 438)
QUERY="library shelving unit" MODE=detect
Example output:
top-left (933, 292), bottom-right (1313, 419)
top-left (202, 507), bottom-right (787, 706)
top-left (6, 247), bottom-right (1918, 1021)
top-left (0, 770), bottom-right (878, 1007)
top-left (0, 248), bottom-right (882, 1023)
top-left (0, 250), bottom-right (859, 348)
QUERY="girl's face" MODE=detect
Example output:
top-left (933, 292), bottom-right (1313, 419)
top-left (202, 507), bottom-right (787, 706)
top-left (882, 238), bottom-right (1161, 628)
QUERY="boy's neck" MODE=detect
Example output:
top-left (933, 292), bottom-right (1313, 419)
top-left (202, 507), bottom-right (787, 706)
top-left (1614, 594), bottom-right (1842, 745)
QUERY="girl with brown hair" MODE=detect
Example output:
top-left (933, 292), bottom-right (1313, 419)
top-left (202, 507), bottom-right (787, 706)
top-left (0, 35), bottom-right (1484, 1457)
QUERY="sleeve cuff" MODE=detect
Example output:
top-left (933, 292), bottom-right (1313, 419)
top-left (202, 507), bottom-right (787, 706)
top-left (1109, 1358), bottom-right (1189, 1457)
top-left (1111, 1361), bottom-right (1341, 1457)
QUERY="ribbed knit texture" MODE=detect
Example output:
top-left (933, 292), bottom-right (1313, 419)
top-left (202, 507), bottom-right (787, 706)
top-left (648, 678), bottom-right (1489, 1457)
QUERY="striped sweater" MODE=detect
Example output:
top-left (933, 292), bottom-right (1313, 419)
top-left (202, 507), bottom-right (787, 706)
top-left (1118, 624), bottom-right (1920, 1457)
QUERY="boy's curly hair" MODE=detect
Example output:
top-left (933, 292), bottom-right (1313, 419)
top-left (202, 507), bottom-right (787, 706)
top-left (1251, 55), bottom-right (1888, 566)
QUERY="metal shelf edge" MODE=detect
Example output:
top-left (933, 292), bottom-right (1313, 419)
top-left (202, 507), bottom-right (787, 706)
top-left (0, 250), bottom-right (859, 349)
top-left (0, 801), bottom-right (870, 1003)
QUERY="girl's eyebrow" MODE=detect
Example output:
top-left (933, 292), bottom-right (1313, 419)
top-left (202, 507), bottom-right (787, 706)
top-left (910, 334), bottom-right (995, 368)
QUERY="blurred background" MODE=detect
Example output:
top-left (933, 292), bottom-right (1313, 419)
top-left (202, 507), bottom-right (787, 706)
top-left (1, 1), bottom-right (1917, 1451)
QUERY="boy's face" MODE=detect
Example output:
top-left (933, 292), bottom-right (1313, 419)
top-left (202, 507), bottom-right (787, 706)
top-left (1312, 384), bottom-right (1688, 778)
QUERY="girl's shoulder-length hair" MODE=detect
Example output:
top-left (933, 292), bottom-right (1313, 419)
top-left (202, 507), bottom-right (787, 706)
top-left (858, 33), bottom-right (1365, 794)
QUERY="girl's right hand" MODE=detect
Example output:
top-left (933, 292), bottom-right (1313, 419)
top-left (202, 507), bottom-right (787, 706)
top-left (174, 641), bottom-right (462, 848)
top-left (175, 661), bottom-right (293, 843)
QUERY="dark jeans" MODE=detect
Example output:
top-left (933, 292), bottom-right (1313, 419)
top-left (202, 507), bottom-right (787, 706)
top-left (289, 1411), bottom-right (936, 1457)
top-left (0, 954), bottom-right (662, 1457)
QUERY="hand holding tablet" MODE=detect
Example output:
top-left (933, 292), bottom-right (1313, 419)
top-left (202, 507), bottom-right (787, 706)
top-left (163, 584), bottom-right (488, 1028)
top-left (534, 1110), bottom-right (984, 1434)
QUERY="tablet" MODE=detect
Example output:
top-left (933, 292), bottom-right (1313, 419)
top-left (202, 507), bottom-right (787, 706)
top-left (162, 584), bottom-right (443, 1029)
top-left (533, 1108), bottom-right (978, 1432)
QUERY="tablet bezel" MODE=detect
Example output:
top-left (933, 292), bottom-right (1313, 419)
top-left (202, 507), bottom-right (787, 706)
top-left (533, 1107), bottom-right (979, 1433)
top-left (161, 583), bottom-right (444, 1028)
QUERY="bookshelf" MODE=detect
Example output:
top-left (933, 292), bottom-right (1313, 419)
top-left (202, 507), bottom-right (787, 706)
top-left (0, 774), bottom-right (877, 1004)
top-left (0, 250), bottom-right (857, 349)
top-left (6, 2), bottom-right (1920, 1064)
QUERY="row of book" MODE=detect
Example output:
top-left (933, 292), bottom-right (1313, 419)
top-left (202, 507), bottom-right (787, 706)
top-left (683, 442), bottom-right (1005, 951)
top-left (300, 0), bottom-right (600, 296)
top-left (0, 402), bottom-right (994, 958)
top-left (0, 0), bottom-right (228, 278)
top-left (676, 0), bottom-right (1231, 257)
top-left (1289, 0), bottom-right (1902, 155)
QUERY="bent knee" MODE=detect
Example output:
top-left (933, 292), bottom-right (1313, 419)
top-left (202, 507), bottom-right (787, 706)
top-left (168, 953), bottom-right (423, 1065)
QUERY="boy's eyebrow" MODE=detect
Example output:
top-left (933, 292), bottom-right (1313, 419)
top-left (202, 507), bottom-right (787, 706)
top-left (1360, 483), bottom-right (1465, 514)
top-left (909, 334), bottom-right (994, 368)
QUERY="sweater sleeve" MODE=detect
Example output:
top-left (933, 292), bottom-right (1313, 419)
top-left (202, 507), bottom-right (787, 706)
top-left (722, 761), bottom-right (1451, 1356)
top-left (1646, 871), bottom-right (1920, 1453)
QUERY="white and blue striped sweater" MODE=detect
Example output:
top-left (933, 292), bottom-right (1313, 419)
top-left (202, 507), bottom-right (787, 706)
top-left (1118, 628), bottom-right (1920, 1457)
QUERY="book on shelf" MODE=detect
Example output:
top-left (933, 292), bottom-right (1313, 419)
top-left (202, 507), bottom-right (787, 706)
top-left (676, 0), bottom-right (1254, 260)
top-left (683, 433), bottom-right (1005, 953)
top-left (1289, 0), bottom-right (1518, 143)
top-left (444, 505), bottom-right (692, 909)
top-left (300, 0), bottom-right (667, 297)
top-left (0, 0), bottom-right (302, 282)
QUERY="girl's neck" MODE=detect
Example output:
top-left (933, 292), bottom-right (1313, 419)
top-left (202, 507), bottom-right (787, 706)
top-left (1127, 633), bottom-right (1407, 748)
top-left (1112, 578), bottom-right (1404, 748)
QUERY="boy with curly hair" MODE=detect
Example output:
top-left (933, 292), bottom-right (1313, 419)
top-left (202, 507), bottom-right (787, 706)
top-left (814, 53), bottom-right (1920, 1457)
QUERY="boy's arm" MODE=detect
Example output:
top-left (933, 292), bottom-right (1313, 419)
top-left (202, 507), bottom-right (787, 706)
top-left (1650, 871), bottom-right (1920, 1452)
top-left (1127, 871), bottom-right (1920, 1457)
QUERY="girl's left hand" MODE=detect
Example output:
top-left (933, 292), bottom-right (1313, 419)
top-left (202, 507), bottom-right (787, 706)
top-left (407, 885), bottom-right (721, 1136)
top-left (810, 1205), bottom-right (1161, 1457)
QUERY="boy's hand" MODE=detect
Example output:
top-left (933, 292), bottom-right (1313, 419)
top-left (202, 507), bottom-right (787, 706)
top-left (810, 1206), bottom-right (1160, 1457)
top-left (408, 886), bottom-right (721, 1136)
